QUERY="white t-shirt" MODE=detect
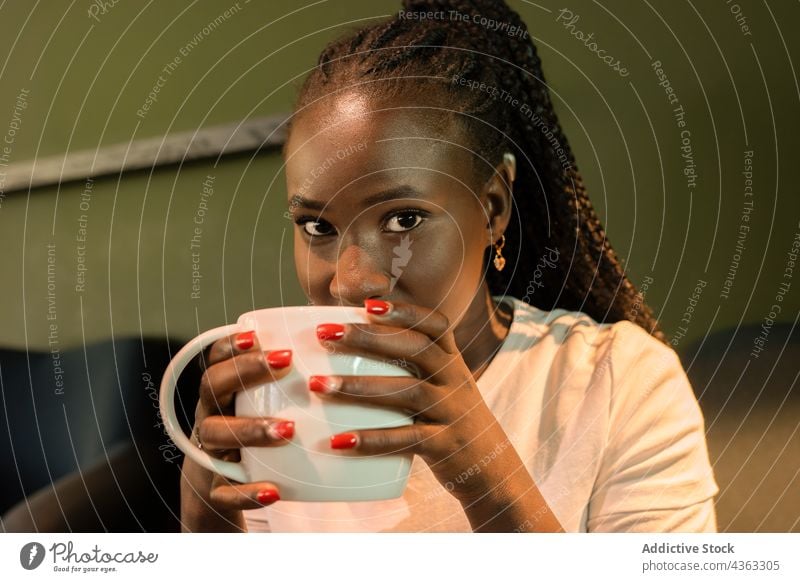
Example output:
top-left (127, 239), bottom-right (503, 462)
top-left (244, 295), bottom-right (719, 532)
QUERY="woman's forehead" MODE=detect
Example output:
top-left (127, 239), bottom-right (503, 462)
top-left (285, 153), bottom-right (478, 213)
top-left (285, 97), bottom-right (473, 193)
top-left (288, 91), bottom-right (465, 154)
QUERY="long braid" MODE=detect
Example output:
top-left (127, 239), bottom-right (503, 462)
top-left (290, 0), bottom-right (667, 344)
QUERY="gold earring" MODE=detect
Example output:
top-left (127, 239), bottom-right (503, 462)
top-left (493, 234), bottom-right (506, 271)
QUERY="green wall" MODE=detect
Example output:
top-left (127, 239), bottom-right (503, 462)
top-left (1, 0), bottom-right (797, 351)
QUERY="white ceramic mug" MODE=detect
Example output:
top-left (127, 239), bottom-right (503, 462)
top-left (159, 306), bottom-right (415, 502)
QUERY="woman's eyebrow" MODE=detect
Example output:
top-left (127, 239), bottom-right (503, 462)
top-left (288, 194), bottom-right (326, 211)
top-left (361, 185), bottom-right (425, 206)
top-left (288, 185), bottom-right (425, 211)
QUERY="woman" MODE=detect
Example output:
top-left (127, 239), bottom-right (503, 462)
top-left (180, 0), bottom-right (718, 532)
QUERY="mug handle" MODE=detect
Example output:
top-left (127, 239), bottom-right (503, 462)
top-left (159, 323), bottom-right (248, 483)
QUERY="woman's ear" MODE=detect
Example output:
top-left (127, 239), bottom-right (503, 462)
top-left (503, 152), bottom-right (516, 183)
top-left (482, 152), bottom-right (515, 246)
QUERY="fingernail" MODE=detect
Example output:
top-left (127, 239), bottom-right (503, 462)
top-left (316, 323), bottom-right (345, 341)
top-left (330, 433), bottom-right (358, 449)
top-left (235, 331), bottom-right (255, 351)
top-left (309, 375), bottom-right (341, 394)
top-left (365, 298), bottom-right (391, 315)
top-left (256, 489), bottom-right (280, 505)
top-left (266, 349), bottom-right (292, 369)
top-left (268, 420), bottom-right (295, 440)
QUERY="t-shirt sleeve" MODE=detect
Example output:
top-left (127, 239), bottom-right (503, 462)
top-left (586, 321), bottom-right (719, 532)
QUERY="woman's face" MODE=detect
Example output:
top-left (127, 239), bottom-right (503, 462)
top-left (284, 92), bottom-right (508, 328)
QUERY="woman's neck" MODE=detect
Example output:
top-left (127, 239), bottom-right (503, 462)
top-left (453, 286), bottom-right (513, 382)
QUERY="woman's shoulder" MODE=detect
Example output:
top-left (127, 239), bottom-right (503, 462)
top-left (499, 294), bottom-right (619, 353)
top-left (513, 296), bottom-right (691, 413)
top-left (498, 294), bottom-right (677, 381)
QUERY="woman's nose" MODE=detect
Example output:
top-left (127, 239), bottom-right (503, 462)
top-left (329, 243), bottom-right (391, 306)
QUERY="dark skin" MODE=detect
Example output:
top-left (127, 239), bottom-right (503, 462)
top-left (180, 91), bottom-right (564, 533)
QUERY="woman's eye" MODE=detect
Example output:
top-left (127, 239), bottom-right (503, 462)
top-left (384, 210), bottom-right (425, 233)
top-left (297, 218), bottom-right (335, 237)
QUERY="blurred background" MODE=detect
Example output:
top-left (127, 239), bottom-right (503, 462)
top-left (0, 0), bottom-right (797, 532)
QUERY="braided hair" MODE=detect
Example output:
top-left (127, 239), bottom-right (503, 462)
top-left (288, 0), bottom-right (667, 344)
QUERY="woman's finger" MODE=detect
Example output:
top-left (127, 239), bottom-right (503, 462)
top-left (205, 330), bottom-right (260, 367)
top-left (364, 299), bottom-right (459, 354)
top-left (328, 423), bottom-right (447, 457)
top-left (308, 374), bottom-right (449, 420)
top-left (319, 321), bottom-right (455, 382)
top-left (199, 348), bottom-right (293, 411)
top-left (209, 472), bottom-right (282, 512)
top-left (198, 415), bottom-right (295, 450)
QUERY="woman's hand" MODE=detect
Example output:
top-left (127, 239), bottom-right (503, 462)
top-left (310, 298), bottom-right (563, 532)
top-left (180, 331), bottom-right (295, 532)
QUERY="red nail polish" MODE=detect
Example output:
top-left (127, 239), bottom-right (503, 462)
top-left (266, 349), bottom-right (292, 369)
top-left (365, 299), bottom-right (391, 315)
top-left (330, 433), bottom-right (358, 449)
top-left (270, 420), bottom-right (295, 440)
top-left (256, 489), bottom-right (280, 505)
top-left (317, 323), bottom-right (345, 341)
top-left (235, 331), bottom-right (255, 351)
top-left (309, 375), bottom-right (338, 393)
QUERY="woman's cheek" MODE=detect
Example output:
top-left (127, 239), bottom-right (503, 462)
top-left (294, 239), bottom-right (325, 298)
top-left (405, 240), bottom-right (473, 305)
